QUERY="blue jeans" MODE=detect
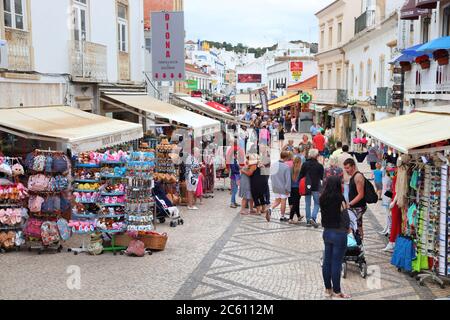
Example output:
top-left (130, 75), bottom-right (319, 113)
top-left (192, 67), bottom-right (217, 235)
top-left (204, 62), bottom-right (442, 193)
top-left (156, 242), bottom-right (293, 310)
top-left (231, 179), bottom-right (239, 204)
top-left (305, 191), bottom-right (320, 222)
top-left (322, 229), bottom-right (348, 294)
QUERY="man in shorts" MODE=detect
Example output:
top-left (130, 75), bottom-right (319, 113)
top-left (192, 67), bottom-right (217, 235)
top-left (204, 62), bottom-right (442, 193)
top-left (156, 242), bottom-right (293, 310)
top-left (267, 151), bottom-right (292, 222)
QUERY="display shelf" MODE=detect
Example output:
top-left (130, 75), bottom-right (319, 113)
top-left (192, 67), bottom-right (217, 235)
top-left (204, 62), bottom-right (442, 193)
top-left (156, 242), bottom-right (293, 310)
top-left (72, 213), bottom-right (98, 219)
top-left (75, 164), bottom-right (101, 168)
top-left (97, 229), bottom-right (126, 234)
top-left (97, 214), bottom-right (126, 219)
top-left (73, 179), bottom-right (101, 183)
top-left (99, 203), bottom-right (125, 207)
top-left (101, 161), bottom-right (126, 166)
top-left (100, 174), bottom-right (126, 179)
top-left (100, 192), bottom-right (126, 196)
top-left (76, 201), bottom-right (98, 205)
top-left (74, 189), bottom-right (99, 193)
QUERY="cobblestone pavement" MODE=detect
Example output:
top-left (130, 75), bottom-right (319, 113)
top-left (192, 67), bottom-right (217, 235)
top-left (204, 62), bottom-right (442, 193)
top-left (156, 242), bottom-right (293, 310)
top-left (1, 133), bottom-right (449, 300)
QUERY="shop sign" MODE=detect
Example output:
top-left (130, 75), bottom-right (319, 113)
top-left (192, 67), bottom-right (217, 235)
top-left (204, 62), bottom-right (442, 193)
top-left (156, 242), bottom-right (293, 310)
top-left (300, 92), bottom-right (312, 104)
top-left (102, 134), bottom-right (123, 146)
top-left (151, 12), bottom-right (185, 81)
top-left (238, 74), bottom-right (262, 83)
top-left (290, 61), bottom-right (303, 82)
top-left (186, 79), bottom-right (198, 90)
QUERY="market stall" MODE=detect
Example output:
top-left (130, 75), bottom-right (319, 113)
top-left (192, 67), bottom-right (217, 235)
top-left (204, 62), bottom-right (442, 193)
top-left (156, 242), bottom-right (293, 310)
top-left (358, 109), bottom-right (450, 288)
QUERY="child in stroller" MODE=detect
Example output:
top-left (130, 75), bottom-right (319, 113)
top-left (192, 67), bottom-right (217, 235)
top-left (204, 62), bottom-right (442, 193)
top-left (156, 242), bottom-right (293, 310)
top-left (342, 209), bottom-right (368, 279)
top-left (153, 181), bottom-right (184, 228)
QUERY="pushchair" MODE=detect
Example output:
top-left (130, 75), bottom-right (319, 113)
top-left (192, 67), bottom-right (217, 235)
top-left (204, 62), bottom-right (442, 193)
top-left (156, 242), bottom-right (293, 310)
top-left (342, 229), bottom-right (368, 279)
top-left (342, 209), bottom-right (368, 279)
top-left (153, 181), bottom-right (184, 228)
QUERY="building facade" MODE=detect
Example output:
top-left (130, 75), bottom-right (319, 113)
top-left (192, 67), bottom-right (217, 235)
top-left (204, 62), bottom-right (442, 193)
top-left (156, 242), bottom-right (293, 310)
top-left (0, 0), bottom-right (145, 115)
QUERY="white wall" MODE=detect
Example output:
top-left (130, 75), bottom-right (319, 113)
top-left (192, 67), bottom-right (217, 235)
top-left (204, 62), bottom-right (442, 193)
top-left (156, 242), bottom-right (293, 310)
top-left (31, 0), bottom-right (70, 74)
top-left (236, 61), bottom-right (265, 94)
top-left (129, 0), bottom-right (145, 82)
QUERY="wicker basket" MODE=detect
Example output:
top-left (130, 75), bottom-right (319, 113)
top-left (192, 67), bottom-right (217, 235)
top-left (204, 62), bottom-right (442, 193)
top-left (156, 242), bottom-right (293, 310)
top-left (140, 233), bottom-right (168, 251)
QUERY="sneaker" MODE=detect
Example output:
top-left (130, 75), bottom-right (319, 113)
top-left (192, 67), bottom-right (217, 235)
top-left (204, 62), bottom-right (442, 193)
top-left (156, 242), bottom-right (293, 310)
top-left (310, 219), bottom-right (319, 228)
top-left (265, 209), bottom-right (272, 222)
top-left (230, 203), bottom-right (238, 209)
top-left (382, 242), bottom-right (395, 252)
top-left (188, 206), bottom-right (199, 211)
top-left (306, 221), bottom-right (313, 228)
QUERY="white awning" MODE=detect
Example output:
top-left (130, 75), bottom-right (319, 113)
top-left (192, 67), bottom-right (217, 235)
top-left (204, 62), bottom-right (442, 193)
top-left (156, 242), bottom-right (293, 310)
top-left (358, 112), bottom-right (450, 154)
top-left (0, 106), bottom-right (143, 153)
top-left (313, 105), bottom-right (332, 113)
top-left (103, 94), bottom-right (220, 135)
top-left (333, 109), bottom-right (352, 117)
top-left (173, 94), bottom-right (248, 125)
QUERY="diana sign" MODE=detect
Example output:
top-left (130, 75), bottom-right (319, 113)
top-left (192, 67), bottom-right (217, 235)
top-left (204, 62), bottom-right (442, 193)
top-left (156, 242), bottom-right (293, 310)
top-left (151, 12), bottom-right (185, 81)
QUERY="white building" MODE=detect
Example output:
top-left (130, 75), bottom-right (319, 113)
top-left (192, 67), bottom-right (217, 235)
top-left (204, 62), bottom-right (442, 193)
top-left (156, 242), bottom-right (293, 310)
top-left (398, 0), bottom-right (450, 111)
top-left (267, 58), bottom-right (317, 98)
top-left (235, 60), bottom-right (266, 94)
top-left (344, 0), bottom-right (404, 123)
top-left (0, 0), bottom-right (145, 115)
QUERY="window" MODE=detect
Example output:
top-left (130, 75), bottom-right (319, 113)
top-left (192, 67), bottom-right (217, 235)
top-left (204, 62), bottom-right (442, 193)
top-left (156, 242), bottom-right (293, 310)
top-left (422, 17), bottom-right (431, 43)
top-left (337, 22), bottom-right (342, 43)
top-left (443, 6), bottom-right (450, 36)
top-left (350, 66), bottom-right (354, 95)
top-left (328, 27), bottom-right (333, 47)
top-left (117, 3), bottom-right (128, 52)
top-left (3, 0), bottom-right (26, 30)
top-left (359, 63), bottom-right (364, 95)
top-left (320, 71), bottom-right (324, 89)
top-left (366, 60), bottom-right (372, 94)
top-left (379, 56), bottom-right (385, 87)
top-left (73, 0), bottom-right (88, 42)
top-left (320, 30), bottom-right (325, 49)
top-left (336, 68), bottom-right (341, 89)
top-left (327, 69), bottom-right (332, 89)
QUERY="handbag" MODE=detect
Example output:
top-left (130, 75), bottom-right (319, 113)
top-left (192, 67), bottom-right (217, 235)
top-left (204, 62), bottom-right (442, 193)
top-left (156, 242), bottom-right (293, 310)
top-left (24, 218), bottom-right (43, 238)
top-left (384, 190), bottom-right (393, 199)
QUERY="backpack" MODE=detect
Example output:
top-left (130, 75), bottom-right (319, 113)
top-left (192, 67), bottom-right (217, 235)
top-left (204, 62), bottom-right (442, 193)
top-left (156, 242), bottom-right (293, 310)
top-left (364, 178), bottom-right (379, 204)
top-left (28, 174), bottom-right (50, 192)
top-left (32, 155), bottom-right (46, 172)
top-left (125, 240), bottom-right (146, 257)
top-left (53, 155), bottom-right (69, 173)
top-left (24, 218), bottom-right (43, 239)
top-left (29, 195), bottom-right (45, 213)
top-left (45, 155), bottom-right (53, 173)
top-left (41, 221), bottom-right (60, 246)
top-left (57, 218), bottom-right (71, 241)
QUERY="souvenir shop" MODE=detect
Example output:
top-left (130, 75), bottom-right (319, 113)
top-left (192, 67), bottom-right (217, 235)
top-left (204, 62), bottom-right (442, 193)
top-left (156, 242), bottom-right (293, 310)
top-left (0, 106), bottom-right (188, 256)
top-left (100, 93), bottom-right (222, 204)
top-left (359, 110), bottom-right (450, 288)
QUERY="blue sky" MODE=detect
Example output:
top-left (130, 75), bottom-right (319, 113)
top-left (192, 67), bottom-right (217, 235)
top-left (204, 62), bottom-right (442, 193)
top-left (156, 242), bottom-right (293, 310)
top-left (185, 0), bottom-right (334, 47)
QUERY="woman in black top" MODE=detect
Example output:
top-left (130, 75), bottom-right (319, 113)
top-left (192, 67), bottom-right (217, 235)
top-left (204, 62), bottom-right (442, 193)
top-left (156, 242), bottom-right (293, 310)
top-left (320, 176), bottom-right (351, 299)
top-left (278, 126), bottom-right (285, 150)
top-left (248, 157), bottom-right (270, 215)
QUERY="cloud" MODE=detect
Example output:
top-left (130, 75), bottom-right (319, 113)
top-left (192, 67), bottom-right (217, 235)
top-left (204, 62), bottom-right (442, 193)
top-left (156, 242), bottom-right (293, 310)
top-left (185, 0), bottom-right (334, 47)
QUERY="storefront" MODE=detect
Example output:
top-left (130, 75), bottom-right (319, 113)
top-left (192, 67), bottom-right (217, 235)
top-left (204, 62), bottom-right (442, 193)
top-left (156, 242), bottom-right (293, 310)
top-left (358, 110), bottom-right (450, 288)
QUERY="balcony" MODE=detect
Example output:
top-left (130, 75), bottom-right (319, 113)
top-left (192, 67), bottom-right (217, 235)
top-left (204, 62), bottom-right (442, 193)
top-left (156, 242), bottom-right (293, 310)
top-left (69, 40), bottom-right (107, 82)
top-left (354, 10), bottom-right (376, 35)
top-left (312, 89), bottom-right (348, 106)
top-left (4, 28), bottom-right (33, 71)
top-left (404, 61), bottom-right (450, 97)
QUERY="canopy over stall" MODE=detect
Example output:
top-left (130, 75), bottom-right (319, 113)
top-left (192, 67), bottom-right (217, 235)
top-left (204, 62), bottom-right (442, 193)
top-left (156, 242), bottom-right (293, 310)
top-left (102, 94), bottom-right (221, 136)
top-left (255, 93), bottom-right (298, 109)
top-left (269, 94), bottom-right (300, 111)
top-left (172, 94), bottom-right (248, 126)
top-left (358, 111), bottom-right (450, 154)
top-left (0, 106), bottom-right (143, 153)
top-left (206, 101), bottom-right (231, 113)
top-left (400, 0), bottom-right (430, 20)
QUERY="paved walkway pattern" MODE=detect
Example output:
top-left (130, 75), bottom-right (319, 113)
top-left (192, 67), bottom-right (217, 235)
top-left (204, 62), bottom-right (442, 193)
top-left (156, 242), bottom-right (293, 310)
top-left (0, 134), bottom-right (449, 300)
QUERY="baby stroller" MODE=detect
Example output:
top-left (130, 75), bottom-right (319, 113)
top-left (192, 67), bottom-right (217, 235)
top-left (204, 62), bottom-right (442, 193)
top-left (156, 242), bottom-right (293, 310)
top-left (153, 181), bottom-right (184, 228)
top-left (342, 210), bottom-right (368, 279)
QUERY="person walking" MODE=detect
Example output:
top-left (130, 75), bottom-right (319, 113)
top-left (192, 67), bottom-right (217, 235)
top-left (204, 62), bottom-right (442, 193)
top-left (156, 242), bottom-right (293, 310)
top-left (320, 176), bottom-right (352, 299)
top-left (323, 156), bottom-right (344, 188)
top-left (379, 165), bottom-right (394, 237)
top-left (337, 145), bottom-right (356, 202)
top-left (299, 149), bottom-right (324, 228)
top-left (289, 156), bottom-right (303, 224)
top-left (248, 156), bottom-right (270, 216)
top-left (259, 124), bottom-right (271, 147)
top-left (332, 141), bottom-right (343, 158)
top-left (343, 158), bottom-right (367, 239)
top-left (229, 156), bottom-right (241, 209)
top-left (291, 115), bottom-right (297, 133)
top-left (310, 123), bottom-right (320, 137)
top-left (282, 140), bottom-right (295, 152)
top-left (299, 135), bottom-right (313, 160)
top-left (278, 126), bottom-right (285, 150)
top-left (313, 129), bottom-right (326, 162)
top-left (372, 162), bottom-right (383, 200)
top-left (239, 156), bottom-right (255, 215)
top-left (367, 143), bottom-right (381, 170)
top-left (266, 151), bottom-right (292, 222)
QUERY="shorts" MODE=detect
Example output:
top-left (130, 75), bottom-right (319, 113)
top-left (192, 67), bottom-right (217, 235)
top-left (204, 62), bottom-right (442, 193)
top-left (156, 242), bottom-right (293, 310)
top-left (273, 193), bottom-right (289, 200)
top-left (375, 182), bottom-right (382, 191)
top-left (187, 172), bottom-right (199, 192)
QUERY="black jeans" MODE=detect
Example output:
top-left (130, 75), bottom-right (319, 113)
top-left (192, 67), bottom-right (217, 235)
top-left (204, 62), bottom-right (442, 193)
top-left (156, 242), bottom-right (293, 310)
top-left (289, 188), bottom-right (301, 220)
